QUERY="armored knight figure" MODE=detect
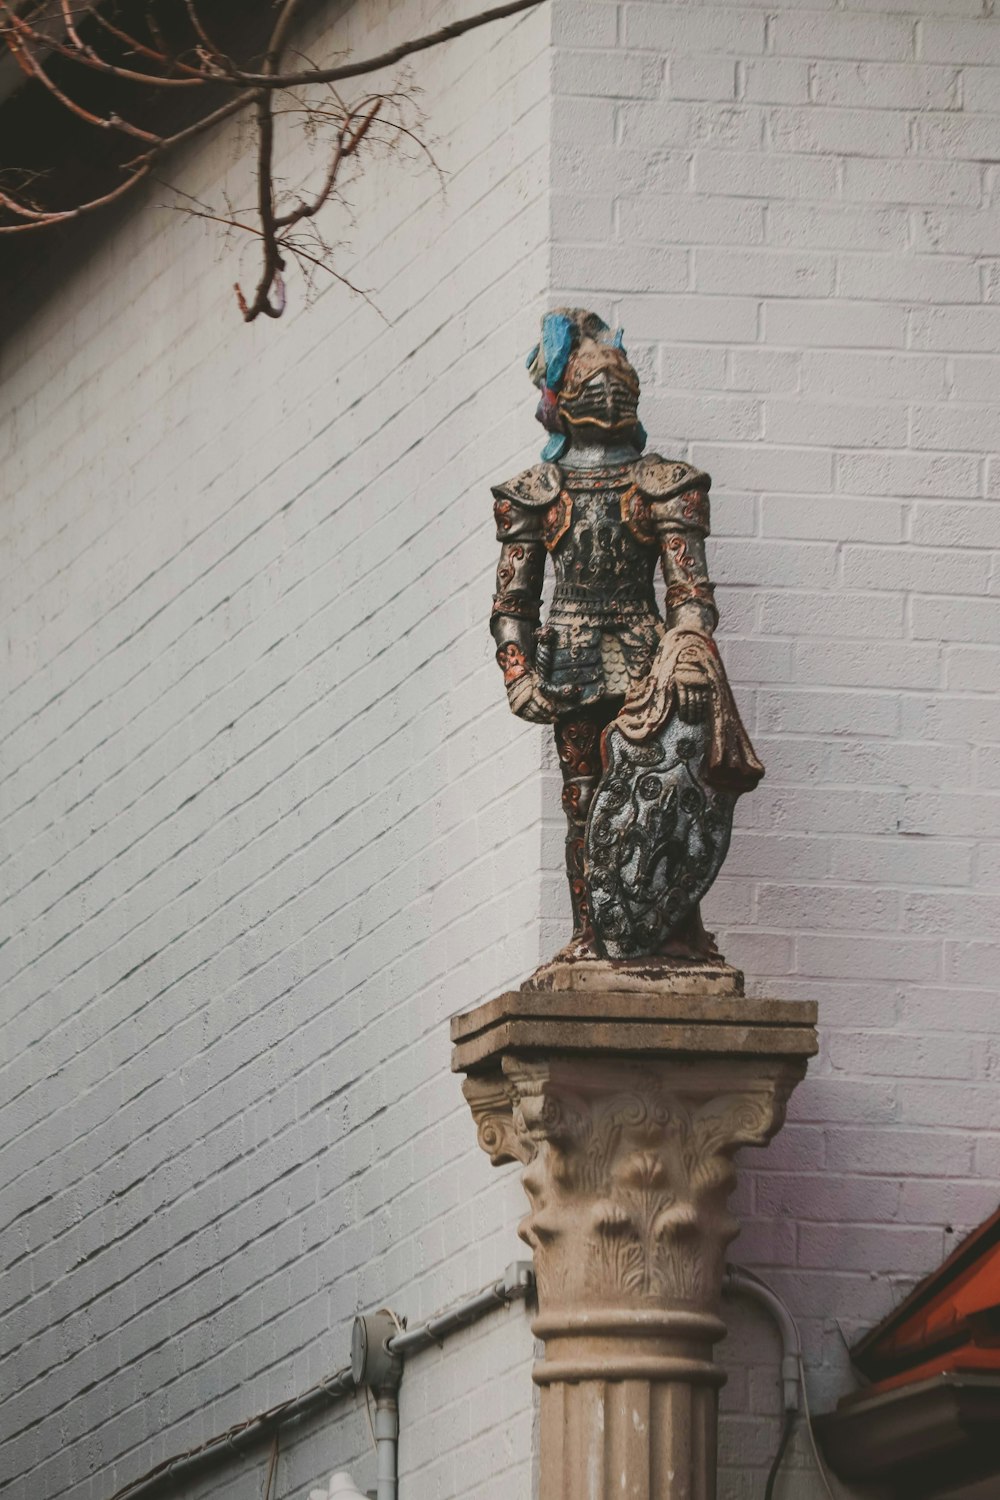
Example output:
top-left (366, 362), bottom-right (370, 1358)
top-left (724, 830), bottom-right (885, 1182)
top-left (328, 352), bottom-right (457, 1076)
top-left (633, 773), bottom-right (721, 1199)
top-left (490, 309), bottom-right (764, 962)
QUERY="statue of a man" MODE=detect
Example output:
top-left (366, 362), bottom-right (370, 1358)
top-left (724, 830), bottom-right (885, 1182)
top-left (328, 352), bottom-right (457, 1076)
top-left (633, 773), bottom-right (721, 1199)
top-left (490, 309), bottom-right (763, 963)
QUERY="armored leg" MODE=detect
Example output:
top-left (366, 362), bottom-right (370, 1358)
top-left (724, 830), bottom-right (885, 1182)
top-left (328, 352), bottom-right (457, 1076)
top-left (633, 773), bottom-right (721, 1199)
top-left (554, 710), bottom-right (616, 954)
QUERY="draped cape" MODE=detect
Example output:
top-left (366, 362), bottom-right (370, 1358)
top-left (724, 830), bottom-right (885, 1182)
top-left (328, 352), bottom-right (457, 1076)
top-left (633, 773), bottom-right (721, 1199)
top-left (610, 628), bottom-right (764, 794)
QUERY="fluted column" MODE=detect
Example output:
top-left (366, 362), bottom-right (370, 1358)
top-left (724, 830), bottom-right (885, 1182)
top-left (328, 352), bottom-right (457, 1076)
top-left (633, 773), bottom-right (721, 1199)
top-left (454, 968), bottom-right (816, 1500)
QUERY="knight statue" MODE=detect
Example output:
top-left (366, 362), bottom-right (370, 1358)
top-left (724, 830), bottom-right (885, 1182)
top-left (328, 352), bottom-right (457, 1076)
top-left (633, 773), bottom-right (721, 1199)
top-left (490, 308), bottom-right (764, 964)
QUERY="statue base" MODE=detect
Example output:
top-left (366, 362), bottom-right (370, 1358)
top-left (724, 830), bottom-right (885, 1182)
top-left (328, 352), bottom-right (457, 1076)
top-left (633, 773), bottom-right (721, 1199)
top-left (521, 952), bottom-right (744, 995)
top-left (452, 970), bottom-right (817, 1500)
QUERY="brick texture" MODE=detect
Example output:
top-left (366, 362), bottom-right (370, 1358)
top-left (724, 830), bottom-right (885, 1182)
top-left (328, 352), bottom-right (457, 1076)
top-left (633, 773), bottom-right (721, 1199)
top-left (0, 1), bottom-right (548, 1496)
top-left (4, 0), bottom-right (1000, 1498)
top-left (550, 0), bottom-right (1000, 1494)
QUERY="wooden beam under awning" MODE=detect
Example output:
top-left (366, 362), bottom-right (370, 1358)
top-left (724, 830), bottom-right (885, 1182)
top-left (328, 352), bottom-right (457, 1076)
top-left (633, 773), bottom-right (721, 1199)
top-left (816, 1372), bottom-right (1000, 1499)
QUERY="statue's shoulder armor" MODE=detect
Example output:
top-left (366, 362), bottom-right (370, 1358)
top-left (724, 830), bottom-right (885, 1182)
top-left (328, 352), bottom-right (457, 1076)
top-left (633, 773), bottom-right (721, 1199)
top-left (492, 463), bottom-right (564, 542)
top-left (635, 454), bottom-right (711, 534)
top-left (491, 462), bottom-right (563, 509)
top-left (634, 455), bottom-right (710, 500)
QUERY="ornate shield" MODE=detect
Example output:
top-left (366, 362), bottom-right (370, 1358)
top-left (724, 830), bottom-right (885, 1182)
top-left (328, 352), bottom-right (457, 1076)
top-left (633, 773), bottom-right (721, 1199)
top-left (585, 713), bottom-right (737, 960)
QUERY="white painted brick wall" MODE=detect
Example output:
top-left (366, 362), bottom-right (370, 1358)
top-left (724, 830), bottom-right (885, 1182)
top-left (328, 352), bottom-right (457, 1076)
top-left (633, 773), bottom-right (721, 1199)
top-left (549, 0), bottom-right (1000, 1494)
top-left (5, 0), bottom-right (1000, 1497)
top-left (0, 1), bottom-right (549, 1496)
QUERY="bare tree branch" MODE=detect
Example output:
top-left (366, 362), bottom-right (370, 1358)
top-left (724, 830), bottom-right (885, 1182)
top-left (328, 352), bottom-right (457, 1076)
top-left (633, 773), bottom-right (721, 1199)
top-left (237, 0), bottom-right (311, 319)
top-left (0, 77), bottom-right (254, 232)
top-left (0, 0), bottom-right (547, 319)
top-left (2, 2), bottom-right (204, 84)
top-left (6, 0), bottom-right (544, 92)
top-left (0, 164), bottom-right (153, 230)
top-left (0, 7), bottom-right (162, 139)
top-left (221, 0), bottom-right (545, 89)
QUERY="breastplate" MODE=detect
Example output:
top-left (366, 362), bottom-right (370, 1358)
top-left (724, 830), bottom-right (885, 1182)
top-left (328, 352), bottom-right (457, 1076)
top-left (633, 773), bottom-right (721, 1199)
top-left (551, 468), bottom-right (657, 611)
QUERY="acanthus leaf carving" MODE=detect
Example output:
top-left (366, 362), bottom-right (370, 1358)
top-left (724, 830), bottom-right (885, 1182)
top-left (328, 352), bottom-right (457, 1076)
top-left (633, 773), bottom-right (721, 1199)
top-left (493, 1055), bottom-right (796, 1312)
top-left (461, 1076), bottom-right (532, 1167)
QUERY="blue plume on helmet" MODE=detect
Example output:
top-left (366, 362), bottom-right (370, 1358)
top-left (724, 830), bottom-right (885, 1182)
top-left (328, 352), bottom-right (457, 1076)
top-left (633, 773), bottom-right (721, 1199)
top-left (540, 314), bottom-right (575, 392)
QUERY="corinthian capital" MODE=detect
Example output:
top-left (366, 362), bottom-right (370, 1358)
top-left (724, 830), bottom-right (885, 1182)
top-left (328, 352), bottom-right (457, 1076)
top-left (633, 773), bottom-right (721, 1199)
top-left (500, 1053), bottom-right (798, 1316)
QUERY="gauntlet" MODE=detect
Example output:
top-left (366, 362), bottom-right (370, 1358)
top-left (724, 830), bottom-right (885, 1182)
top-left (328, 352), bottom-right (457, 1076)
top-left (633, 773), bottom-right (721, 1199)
top-left (496, 631), bottom-right (581, 724)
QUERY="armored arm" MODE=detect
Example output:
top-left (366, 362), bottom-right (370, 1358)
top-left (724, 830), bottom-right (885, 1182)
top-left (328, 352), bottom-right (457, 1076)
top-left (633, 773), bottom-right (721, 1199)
top-left (490, 497), bottom-right (546, 689)
top-left (637, 456), bottom-right (718, 722)
top-left (489, 463), bottom-right (569, 724)
top-left (636, 456), bottom-right (718, 636)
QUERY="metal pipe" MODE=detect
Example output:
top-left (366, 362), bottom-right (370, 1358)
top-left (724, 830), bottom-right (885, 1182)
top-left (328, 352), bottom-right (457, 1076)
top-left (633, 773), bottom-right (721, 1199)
top-left (108, 1264), bottom-right (534, 1500)
top-left (374, 1390), bottom-right (399, 1500)
top-left (388, 1261), bottom-right (534, 1358)
top-left (723, 1263), bottom-right (801, 1412)
top-left (368, 1261), bottom-right (532, 1499)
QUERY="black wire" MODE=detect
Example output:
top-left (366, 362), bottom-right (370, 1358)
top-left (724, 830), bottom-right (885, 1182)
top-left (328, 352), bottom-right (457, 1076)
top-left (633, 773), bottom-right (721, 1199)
top-left (764, 1410), bottom-right (797, 1500)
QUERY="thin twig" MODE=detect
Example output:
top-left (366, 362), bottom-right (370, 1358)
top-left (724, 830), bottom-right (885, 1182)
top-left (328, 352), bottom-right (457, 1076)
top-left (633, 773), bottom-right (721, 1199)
top-left (143, 4), bottom-right (171, 63)
top-left (182, 0), bottom-right (233, 73)
top-left (274, 96), bottom-right (380, 230)
top-left (133, 88), bottom-right (256, 158)
top-left (90, 5), bottom-right (203, 72)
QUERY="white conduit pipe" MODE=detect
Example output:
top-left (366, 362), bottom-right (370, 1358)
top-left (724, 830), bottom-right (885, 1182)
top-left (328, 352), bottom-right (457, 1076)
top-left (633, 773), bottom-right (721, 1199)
top-left (723, 1263), bottom-right (801, 1412)
top-left (350, 1261), bottom-right (535, 1500)
top-left (388, 1262), bottom-right (534, 1357)
top-left (374, 1391), bottom-right (399, 1500)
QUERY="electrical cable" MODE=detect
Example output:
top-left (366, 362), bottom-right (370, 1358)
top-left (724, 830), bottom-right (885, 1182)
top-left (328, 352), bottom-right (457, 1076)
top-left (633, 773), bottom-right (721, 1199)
top-left (726, 1263), bottom-right (840, 1500)
top-left (107, 1366), bottom-right (356, 1500)
top-left (763, 1409), bottom-right (796, 1500)
top-left (262, 1429), bottom-right (280, 1500)
top-left (364, 1382), bottom-right (378, 1453)
top-left (797, 1351), bottom-right (839, 1500)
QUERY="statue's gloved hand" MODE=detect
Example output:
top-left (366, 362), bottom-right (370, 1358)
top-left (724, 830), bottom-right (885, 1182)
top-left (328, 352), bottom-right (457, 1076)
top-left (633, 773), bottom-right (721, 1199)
top-left (507, 670), bottom-right (579, 724)
top-left (497, 628), bottom-right (582, 723)
top-left (675, 647), bottom-right (713, 723)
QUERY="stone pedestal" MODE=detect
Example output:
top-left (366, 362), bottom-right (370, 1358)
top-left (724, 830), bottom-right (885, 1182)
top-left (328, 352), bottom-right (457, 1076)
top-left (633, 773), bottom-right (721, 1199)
top-left (452, 961), bottom-right (817, 1500)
